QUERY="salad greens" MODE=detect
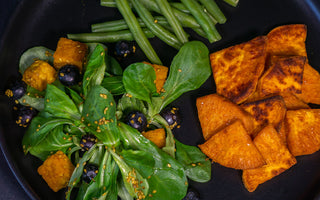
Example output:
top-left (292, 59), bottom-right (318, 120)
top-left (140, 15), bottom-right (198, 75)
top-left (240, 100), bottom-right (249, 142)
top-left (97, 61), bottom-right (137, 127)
top-left (20, 41), bottom-right (212, 200)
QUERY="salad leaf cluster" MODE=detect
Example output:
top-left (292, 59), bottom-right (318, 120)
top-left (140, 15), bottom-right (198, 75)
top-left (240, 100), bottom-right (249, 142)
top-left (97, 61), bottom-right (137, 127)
top-left (19, 41), bottom-right (212, 200)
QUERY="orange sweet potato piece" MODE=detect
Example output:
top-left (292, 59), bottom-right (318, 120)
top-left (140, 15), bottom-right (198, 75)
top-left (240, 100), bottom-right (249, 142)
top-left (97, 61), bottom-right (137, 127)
top-left (143, 62), bottom-right (168, 94)
top-left (266, 24), bottom-right (307, 57)
top-left (296, 63), bottom-right (320, 104)
top-left (22, 60), bottom-right (57, 91)
top-left (196, 94), bottom-right (254, 140)
top-left (199, 120), bottom-right (265, 170)
top-left (281, 93), bottom-right (310, 110)
top-left (142, 128), bottom-right (166, 148)
top-left (259, 56), bottom-right (306, 97)
top-left (210, 36), bottom-right (267, 104)
top-left (285, 109), bottom-right (320, 156)
top-left (53, 37), bottom-right (88, 71)
top-left (242, 125), bottom-right (297, 192)
top-left (241, 96), bottom-right (286, 135)
top-left (37, 151), bottom-right (75, 192)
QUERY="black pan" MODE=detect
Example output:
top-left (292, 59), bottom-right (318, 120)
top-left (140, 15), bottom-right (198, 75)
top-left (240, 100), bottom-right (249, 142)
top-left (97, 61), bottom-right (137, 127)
top-left (1, 0), bottom-right (320, 199)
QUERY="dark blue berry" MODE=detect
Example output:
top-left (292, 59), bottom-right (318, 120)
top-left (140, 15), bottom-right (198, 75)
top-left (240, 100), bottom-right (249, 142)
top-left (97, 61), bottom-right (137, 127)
top-left (126, 111), bottom-right (147, 132)
top-left (58, 65), bottom-right (80, 86)
top-left (160, 106), bottom-right (181, 129)
top-left (80, 134), bottom-right (97, 151)
top-left (16, 106), bottom-right (38, 127)
top-left (5, 79), bottom-right (27, 100)
top-left (115, 41), bottom-right (136, 58)
top-left (82, 164), bottom-right (99, 183)
top-left (183, 187), bottom-right (200, 200)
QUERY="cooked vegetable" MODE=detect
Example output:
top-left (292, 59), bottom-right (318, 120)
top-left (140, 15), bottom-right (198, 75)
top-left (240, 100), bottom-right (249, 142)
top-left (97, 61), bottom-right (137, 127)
top-left (115, 40), bottom-right (136, 58)
top-left (142, 62), bottom-right (168, 94)
top-left (5, 79), bottom-right (27, 100)
top-left (142, 128), bottom-right (166, 148)
top-left (22, 60), bottom-right (57, 91)
top-left (58, 65), bottom-right (81, 86)
top-left (199, 0), bottom-right (226, 24)
top-left (37, 151), bottom-right (75, 192)
top-left (115, 0), bottom-right (162, 65)
top-left (53, 37), bottom-right (88, 71)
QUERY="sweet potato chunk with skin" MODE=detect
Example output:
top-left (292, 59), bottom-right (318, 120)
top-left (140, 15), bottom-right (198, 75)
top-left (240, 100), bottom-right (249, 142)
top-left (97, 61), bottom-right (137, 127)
top-left (281, 93), bottom-right (310, 110)
top-left (199, 120), bottom-right (265, 170)
top-left (142, 128), bottom-right (166, 148)
top-left (143, 62), bottom-right (168, 94)
top-left (22, 60), bottom-right (56, 91)
top-left (241, 96), bottom-right (286, 134)
top-left (196, 94), bottom-right (254, 140)
top-left (278, 121), bottom-right (287, 145)
top-left (286, 109), bottom-right (320, 156)
top-left (242, 125), bottom-right (297, 192)
top-left (37, 151), bottom-right (75, 192)
top-left (210, 36), bottom-right (267, 104)
top-left (266, 24), bottom-right (307, 58)
top-left (296, 63), bottom-right (320, 104)
top-left (53, 37), bottom-right (88, 71)
top-left (259, 56), bottom-right (305, 97)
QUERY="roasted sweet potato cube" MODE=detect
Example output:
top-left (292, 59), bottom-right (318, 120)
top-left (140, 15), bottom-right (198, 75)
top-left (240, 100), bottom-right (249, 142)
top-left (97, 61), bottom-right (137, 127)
top-left (266, 24), bottom-right (307, 57)
top-left (196, 94), bottom-right (254, 140)
top-left (242, 125), bottom-right (297, 192)
top-left (22, 60), bottom-right (57, 91)
top-left (259, 56), bottom-right (306, 97)
top-left (143, 62), bottom-right (168, 94)
top-left (142, 128), bottom-right (166, 148)
top-left (281, 93), bottom-right (310, 110)
top-left (296, 63), bottom-right (320, 105)
top-left (199, 120), bottom-right (265, 170)
top-left (278, 121), bottom-right (287, 145)
top-left (37, 151), bottom-right (75, 192)
top-left (241, 96), bottom-right (287, 135)
top-left (53, 37), bottom-right (88, 71)
top-left (286, 109), bottom-right (320, 156)
top-left (210, 36), bottom-right (267, 104)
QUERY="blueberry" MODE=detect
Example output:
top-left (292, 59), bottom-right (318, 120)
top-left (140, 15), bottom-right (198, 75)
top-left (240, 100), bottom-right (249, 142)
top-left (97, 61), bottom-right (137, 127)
top-left (82, 164), bottom-right (99, 183)
top-left (183, 187), bottom-right (200, 200)
top-left (58, 65), bottom-right (80, 86)
top-left (15, 106), bottom-right (38, 127)
top-left (126, 111), bottom-right (147, 132)
top-left (115, 41), bottom-right (136, 58)
top-left (5, 79), bottom-right (27, 100)
top-left (160, 106), bottom-right (181, 129)
top-left (80, 134), bottom-right (97, 151)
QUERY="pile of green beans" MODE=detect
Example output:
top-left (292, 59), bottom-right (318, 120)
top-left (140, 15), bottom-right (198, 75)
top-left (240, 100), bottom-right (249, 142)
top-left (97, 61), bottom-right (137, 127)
top-left (68, 0), bottom-right (239, 65)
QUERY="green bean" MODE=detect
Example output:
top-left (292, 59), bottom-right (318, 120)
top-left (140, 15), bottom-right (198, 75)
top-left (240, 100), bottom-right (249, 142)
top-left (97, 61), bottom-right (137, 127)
top-left (115, 0), bottom-right (162, 65)
top-left (199, 0), bottom-right (226, 24)
top-left (91, 16), bottom-right (168, 33)
top-left (131, 0), bottom-right (182, 49)
top-left (67, 29), bottom-right (155, 43)
top-left (170, 3), bottom-right (190, 14)
top-left (154, 0), bottom-right (188, 43)
top-left (223, 0), bottom-right (239, 7)
top-left (181, 0), bottom-right (221, 43)
top-left (100, 0), bottom-right (116, 7)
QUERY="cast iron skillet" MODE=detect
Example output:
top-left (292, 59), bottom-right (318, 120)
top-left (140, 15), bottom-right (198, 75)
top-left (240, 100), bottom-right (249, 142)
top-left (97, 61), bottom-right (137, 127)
top-left (1, 0), bottom-right (320, 199)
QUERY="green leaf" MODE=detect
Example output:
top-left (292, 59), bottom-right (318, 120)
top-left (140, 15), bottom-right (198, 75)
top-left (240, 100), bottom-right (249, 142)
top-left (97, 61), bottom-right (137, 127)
top-left (110, 149), bottom-right (149, 199)
top-left (44, 84), bottom-right (81, 120)
top-left (120, 149), bottom-right (155, 178)
top-left (175, 139), bottom-right (211, 182)
top-left (19, 46), bottom-right (54, 74)
top-left (160, 41), bottom-right (211, 110)
top-left (18, 94), bottom-right (45, 111)
top-left (22, 114), bottom-right (73, 154)
top-left (107, 55), bottom-right (123, 76)
top-left (28, 125), bottom-right (74, 161)
top-left (82, 45), bottom-right (107, 97)
top-left (101, 76), bottom-right (125, 96)
top-left (117, 178), bottom-right (134, 200)
top-left (123, 63), bottom-right (157, 103)
top-left (65, 87), bottom-right (84, 112)
top-left (82, 85), bottom-right (120, 146)
top-left (116, 94), bottom-right (147, 120)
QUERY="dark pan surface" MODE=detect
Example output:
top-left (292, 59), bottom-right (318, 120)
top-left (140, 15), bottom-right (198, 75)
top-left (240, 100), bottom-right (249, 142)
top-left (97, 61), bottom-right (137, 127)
top-left (0, 0), bottom-right (320, 199)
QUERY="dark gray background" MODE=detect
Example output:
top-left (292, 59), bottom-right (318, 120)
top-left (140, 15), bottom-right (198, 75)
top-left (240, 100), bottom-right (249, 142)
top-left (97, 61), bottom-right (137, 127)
top-left (0, 0), bottom-right (29, 199)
